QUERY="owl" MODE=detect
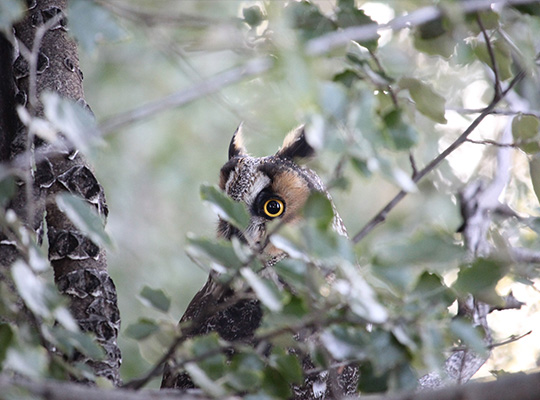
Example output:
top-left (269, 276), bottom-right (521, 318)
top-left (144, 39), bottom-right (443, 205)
top-left (161, 125), bottom-right (356, 398)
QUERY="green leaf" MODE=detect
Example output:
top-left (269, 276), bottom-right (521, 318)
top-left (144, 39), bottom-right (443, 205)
top-left (413, 11), bottom-right (456, 58)
top-left (414, 33), bottom-right (456, 58)
top-left (450, 318), bottom-right (487, 356)
top-left (46, 326), bottom-right (104, 359)
top-left (270, 234), bottom-right (309, 262)
top-left (375, 231), bottom-right (464, 267)
top-left (398, 77), bottom-right (447, 123)
top-left (0, 174), bottom-right (16, 207)
top-left (512, 113), bottom-right (539, 140)
top-left (185, 362), bottom-right (226, 397)
top-left (369, 330), bottom-right (409, 374)
top-left (416, 17), bottom-right (447, 40)
top-left (56, 193), bottom-right (111, 248)
top-left (378, 157), bottom-right (417, 192)
top-left (274, 259), bottom-right (307, 287)
top-left (139, 286), bottom-right (171, 313)
top-left (333, 69), bottom-right (361, 88)
top-left (357, 362), bottom-right (389, 393)
top-left (529, 155), bottom-right (540, 205)
top-left (125, 319), bottom-right (160, 340)
top-left (338, 262), bottom-right (388, 324)
top-left (68, 0), bottom-right (127, 52)
top-left (11, 261), bottom-right (55, 318)
top-left (262, 366), bottom-right (291, 398)
top-left (452, 258), bottom-right (506, 303)
top-left (512, 113), bottom-right (540, 153)
top-left (53, 306), bottom-right (79, 332)
top-left (229, 352), bottom-right (264, 391)
top-left (0, 0), bottom-right (24, 31)
top-left (200, 184), bottom-right (250, 230)
top-left (373, 264), bottom-right (420, 294)
top-left (336, 4), bottom-right (378, 51)
top-left (513, 3), bottom-right (540, 16)
top-left (281, 295), bottom-right (308, 318)
top-left (412, 272), bottom-right (455, 308)
top-left (187, 334), bottom-right (227, 380)
top-left (466, 11), bottom-right (500, 32)
top-left (319, 81), bottom-right (347, 120)
top-left (243, 5), bottom-right (265, 28)
top-left (302, 224), bottom-right (354, 263)
top-left (303, 192), bottom-right (334, 230)
top-left (186, 234), bottom-right (242, 272)
top-left (228, 366), bottom-right (262, 391)
top-left (472, 38), bottom-right (513, 81)
top-left (42, 92), bottom-right (102, 153)
top-left (0, 323), bottom-right (14, 366)
top-left (286, 1), bottom-right (335, 41)
top-left (346, 41), bottom-right (370, 67)
top-left (240, 267), bottom-right (282, 312)
top-left (382, 109), bottom-right (418, 150)
top-left (271, 351), bottom-right (303, 385)
top-left (5, 345), bottom-right (47, 379)
top-left (321, 325), bottom-right (365, 360)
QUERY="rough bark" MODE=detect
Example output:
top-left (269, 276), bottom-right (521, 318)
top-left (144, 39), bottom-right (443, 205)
top-left (0, 0), bottom-right (121, 385)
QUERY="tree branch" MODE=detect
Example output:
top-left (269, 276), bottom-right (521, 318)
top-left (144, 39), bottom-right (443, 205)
top-left (2, 370), bottom-right (540, 400)
top-left (366, 371), bottom-right (540, 400)
top-left (476, 13), bottom-right (502, 100)
top-left (352, 70), bottom-right (525, 243)
top-left (98, 58), bottom-right (272, 135)
top-left (306, 0), bottom-right (540, 56)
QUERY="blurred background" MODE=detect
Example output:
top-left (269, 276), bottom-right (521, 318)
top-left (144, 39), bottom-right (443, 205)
top-left (76, 0), bottom-right (540, 384)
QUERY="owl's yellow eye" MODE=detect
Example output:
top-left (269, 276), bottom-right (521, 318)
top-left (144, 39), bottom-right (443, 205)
top-left (263, 198), bottom-right (284, 218)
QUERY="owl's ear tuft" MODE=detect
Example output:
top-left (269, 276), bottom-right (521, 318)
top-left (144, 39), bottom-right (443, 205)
top-left (229, 123), bottom-right (247, 160)
top-left (275, 125), bottom-right (315, 161)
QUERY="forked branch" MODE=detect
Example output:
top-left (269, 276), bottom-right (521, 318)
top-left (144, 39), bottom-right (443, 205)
top-left (352, 70), bottom-right (525, 243)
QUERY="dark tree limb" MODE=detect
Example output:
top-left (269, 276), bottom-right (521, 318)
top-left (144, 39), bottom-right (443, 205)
top-left (1, 370), bottom-right (540, 400)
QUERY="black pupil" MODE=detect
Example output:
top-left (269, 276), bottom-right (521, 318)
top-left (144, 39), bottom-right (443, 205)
top-left (267, 200), bottom-right (281, 215)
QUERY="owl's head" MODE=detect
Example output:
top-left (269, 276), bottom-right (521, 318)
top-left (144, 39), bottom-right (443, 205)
top-left (217, 125), bottom-right (345, 264)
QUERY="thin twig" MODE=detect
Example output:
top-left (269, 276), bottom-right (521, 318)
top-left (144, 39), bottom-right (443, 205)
top-left (352, 70), bottom-right (525, 243)
top-left (409, 152), bottom-right (419, 179)
top-left (477, 13), bottom-right (502, 99)
top-left (449, 107), bottom-right (540, 117)
top-left (99, 58), bottom-right (273, 135)
top-left (15, 13), bottom-right (63, 229)
top-left (465, 138), bottom-right (519, 147)
top-left (489, 331), bottom-right (532, 349)
top-left (451, 330), bottom-right (532, 353)
top-left (97, 0), bottom-right (233, 28)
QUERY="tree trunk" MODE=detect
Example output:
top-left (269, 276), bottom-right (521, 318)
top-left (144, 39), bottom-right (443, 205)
top-left (0, 0), bottom-right (121, 385)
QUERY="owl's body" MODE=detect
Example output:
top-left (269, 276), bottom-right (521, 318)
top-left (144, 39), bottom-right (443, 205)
top-left (161, 126), bottom-right (355, 398)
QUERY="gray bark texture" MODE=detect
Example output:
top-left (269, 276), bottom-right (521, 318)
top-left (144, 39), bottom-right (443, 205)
top-left (0, 0), bottom-right (121, 385)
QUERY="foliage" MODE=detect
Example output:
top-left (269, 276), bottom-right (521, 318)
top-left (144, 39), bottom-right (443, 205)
top-left (2, 0), bottom-right (540, 398)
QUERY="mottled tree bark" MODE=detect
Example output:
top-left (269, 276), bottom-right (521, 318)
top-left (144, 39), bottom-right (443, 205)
top-left (0, 0), bottom-right (121, 385)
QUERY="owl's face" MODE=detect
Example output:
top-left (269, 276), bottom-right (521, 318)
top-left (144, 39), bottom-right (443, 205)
top-left (217, 125), bottom-right (327, 264)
